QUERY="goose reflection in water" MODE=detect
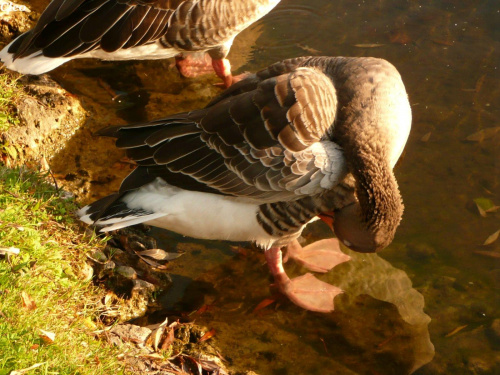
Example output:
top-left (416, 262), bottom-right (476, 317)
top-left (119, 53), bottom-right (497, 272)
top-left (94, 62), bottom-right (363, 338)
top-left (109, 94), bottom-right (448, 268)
top-left (150, 233), bottom-right (435, 375)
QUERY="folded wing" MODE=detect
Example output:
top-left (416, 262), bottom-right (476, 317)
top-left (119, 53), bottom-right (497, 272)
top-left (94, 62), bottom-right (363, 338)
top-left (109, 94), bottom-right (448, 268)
top-left (100, 64), bottom-right (346, 203)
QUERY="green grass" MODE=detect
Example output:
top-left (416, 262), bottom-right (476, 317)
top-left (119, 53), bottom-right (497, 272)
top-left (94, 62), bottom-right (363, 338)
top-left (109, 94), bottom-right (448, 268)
top-left (0, 71), bottom-right (23, 133)
top-left (0, 167), bottom-right (125, 375)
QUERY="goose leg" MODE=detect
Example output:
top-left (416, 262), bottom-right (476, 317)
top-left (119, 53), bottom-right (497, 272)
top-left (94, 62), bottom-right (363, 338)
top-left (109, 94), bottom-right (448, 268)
top-left (265, 247), bottom-right (343, 313)
top-left (211, 57), bottom-right (233, 88)
top-left (286, 238), bottom-right (351, 273)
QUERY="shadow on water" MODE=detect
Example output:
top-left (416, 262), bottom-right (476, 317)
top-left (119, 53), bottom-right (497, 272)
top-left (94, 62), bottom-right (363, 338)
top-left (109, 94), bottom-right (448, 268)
top-left (29, 0), bottom-right (500, 373)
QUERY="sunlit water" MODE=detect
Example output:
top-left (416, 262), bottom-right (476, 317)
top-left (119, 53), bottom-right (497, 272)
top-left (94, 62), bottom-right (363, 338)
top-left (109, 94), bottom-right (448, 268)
top-left (27, 0), bottom-right (500, 373)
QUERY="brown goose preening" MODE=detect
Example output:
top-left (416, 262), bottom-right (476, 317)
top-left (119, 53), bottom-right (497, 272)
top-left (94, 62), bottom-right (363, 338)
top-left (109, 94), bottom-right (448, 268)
top-left (0, 0), bottom-right (281, 87)
top-left (78, 56), bottom-right (412, 312)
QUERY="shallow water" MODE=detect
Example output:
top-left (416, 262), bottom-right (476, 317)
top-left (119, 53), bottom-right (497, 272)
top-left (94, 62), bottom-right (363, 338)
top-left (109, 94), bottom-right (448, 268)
top-left (28, 0), bottom-right (500, 373)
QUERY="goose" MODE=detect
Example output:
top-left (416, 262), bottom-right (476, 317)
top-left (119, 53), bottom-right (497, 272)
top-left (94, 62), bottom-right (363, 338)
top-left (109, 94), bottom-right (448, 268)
top-left (78, 56), bottom-right (412, 312)
top-left (0, 0), bottom-right (281, 87)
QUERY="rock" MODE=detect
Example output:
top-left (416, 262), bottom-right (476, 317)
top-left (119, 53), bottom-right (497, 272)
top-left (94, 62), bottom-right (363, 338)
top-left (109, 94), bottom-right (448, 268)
top-left (0, 1), bottom-right (35, 45)
top-left (110, 324), bottom-right (152, 347)
top-left (115, 266), bottom-right (137, 280)
top-left (90, 250), bottom-right (108, 263)
top-left (1, 74), bottom-right (87, 165)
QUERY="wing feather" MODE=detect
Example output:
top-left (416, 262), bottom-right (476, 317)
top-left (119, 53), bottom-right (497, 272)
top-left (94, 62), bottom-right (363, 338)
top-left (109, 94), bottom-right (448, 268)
top-left (102, 59), bottom-right (346, 203)
top-left (12, 0), bottom-right (179, 59)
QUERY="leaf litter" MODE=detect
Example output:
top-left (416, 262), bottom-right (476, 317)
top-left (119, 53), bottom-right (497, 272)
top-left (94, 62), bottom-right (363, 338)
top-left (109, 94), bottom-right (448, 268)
top-left (102, 316), bottom-right (230, 375)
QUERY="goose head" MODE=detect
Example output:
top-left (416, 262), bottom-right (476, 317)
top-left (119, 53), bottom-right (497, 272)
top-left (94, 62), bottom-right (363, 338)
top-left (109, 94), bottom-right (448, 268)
top-left (319, 161), bottom-right (404, 254)
top-left (320, 57), bottom-right (410, 253)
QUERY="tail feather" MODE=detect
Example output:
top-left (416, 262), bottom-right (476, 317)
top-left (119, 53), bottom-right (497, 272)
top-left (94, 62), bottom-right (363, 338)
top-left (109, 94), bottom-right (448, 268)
top-left (0, 35), bottom-right (71, 74)
top-left (77, 192), bottom-right (166, 232)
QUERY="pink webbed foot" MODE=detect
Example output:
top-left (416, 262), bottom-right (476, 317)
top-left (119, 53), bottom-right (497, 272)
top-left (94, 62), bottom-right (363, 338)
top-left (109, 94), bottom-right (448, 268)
top-left (265, 247), bottom-right (343, 313)
top-left (286, 238), bottom-right (351, 273)
top-left (282, 273), bottom-right (343, 313)
top-left (174, 54), bottom-right (215, 78)
top-left (174, 54), bottom-right (239, 88)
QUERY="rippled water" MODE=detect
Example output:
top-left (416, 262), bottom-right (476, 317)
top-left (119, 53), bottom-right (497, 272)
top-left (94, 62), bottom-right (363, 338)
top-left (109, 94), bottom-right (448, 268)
top-left (28, 0), bottom-right (500, 373)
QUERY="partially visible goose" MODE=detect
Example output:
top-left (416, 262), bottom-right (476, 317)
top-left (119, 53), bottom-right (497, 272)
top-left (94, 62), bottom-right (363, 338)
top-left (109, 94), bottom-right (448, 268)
top-left (78, 56), bottom-right (412, 312)
top-left (0, 0), bottom-right (281, 87)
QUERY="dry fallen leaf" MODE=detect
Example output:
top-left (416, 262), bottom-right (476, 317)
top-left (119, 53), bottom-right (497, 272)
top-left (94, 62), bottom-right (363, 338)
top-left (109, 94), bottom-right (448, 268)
top-left (198, 328), bottom-right (216, 343)
top-left (420, 132), bottom-right (432, 142)
top-left (0, 246), bottom-right (20, 255)
top-left (445, 325), bottom-right (467, 337)
top-left (253, 298), bottom-right (276, 313)
top-left (148, 317), bottom-right (169, 351)
top-left (431, 38), bottom-right (454, 46)
top-left (198, 357), bottom-right (229, 374)
top-left (39, 329), bottom-right (55, 344)
top-left (354, 43), bottom-right (384, 48)
top-left (185, 355), bottom-right (203, 375)
top-left (160, 327), bottom-right (176, 351)
top-left (10, 362), bottom-right (45, 375)
top-left (21, 291), bottom-right (36, 311)
top-left (474, 198), bottom-right (496, 218)
top-left (465, 127), bottom-right (500, 142)
top-left (104, 291), bottom-right (116, 306)
top-left (138, 249), bottom-right (183, 261)
top-left (483, 229), bottom-right (500, 246)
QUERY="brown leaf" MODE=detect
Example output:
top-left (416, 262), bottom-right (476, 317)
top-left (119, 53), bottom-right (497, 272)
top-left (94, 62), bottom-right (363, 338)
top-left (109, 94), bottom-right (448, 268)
top-left (483, 229), bottom-right (500, 246)
top-left (185, 356), bottom-right (203, 375)
top-left (253, 298), bottom-right (276, 313)
top-left (161, 327), bottom-right (176, 351)
top-left (474, 198), bottom-right (496, 217)
top-left (431, 38), bottom-right (454, 46)
top-left (190, 304), bottom-right (214, 316)
top-left (198, 328), bottom-right (216, 343)
top-left (138, 249), bottom-right (183, 261)
top-left (354, 43), bottom-right (385, 48)
top-left (198, 358), bottom-right (229, 374)
top-left (465, 127), bottom-right (500, 142)
top-left (420, 132), bottom-right (432, 142)
top-left (10, 363), bottom-right (46, 375)
top-left (445, 325), bottom-right (467, 337)
top-left (149, 317), bottom-right (169, 351)
top-left (39, 329), bottom-right (55, 344)
top-left (134, 251), bottom-right (170, 269)
top-left (21, 291), bottom-right (36, 310)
